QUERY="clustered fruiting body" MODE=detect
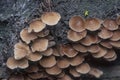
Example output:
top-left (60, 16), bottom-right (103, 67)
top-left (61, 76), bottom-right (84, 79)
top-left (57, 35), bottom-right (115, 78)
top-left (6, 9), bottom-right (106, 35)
top-left (6, 12), bottom-right (120, 80)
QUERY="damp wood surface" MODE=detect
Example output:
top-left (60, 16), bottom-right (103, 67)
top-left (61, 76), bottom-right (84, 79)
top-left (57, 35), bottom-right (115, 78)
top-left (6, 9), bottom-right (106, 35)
top-left (0, 0), bottom-right (120, 80)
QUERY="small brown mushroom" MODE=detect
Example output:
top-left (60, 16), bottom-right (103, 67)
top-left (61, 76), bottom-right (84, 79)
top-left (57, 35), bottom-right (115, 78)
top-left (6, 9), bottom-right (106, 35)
top-left (72, 44), bottom-right (87, 53)
top-left (85, 18), bottom-right (102, 31)
top-left (28, 20), bottom-right (46, 33)
top-left (69, 55), bottom-right (84, 66)
top-left (76, 63), bottom-right (91, 74)
top-left (98, 27), bottom-right (113, 39)
top-left (60, 44), bottom-right (78, 57)
top-left (69, 68), bottom-right (81, 77)
top-left (69, 16), bottom-right (85, 32)
top-left (57, 72), bottom-right (65, 78)
top-left (88, 68), bottom-right (103, 78)
top-left (110, 41), bottom-right (120, 48)
top-left (31, 38), bottom-right (48, 52)
top-left (100, 41), bottom-right (112, 49)
top-left (58, 75), bottom-right (73, 80)
top-left (25, 65), bottom-right (39, 73)
top-left (6, 57), bottom-right (29, 69)
top-left (106, 53), bottom-right (117, 61)
top-left (45, 65), bottom-right (62, 75)
top-left (37, 29), bottom-right (49, 37)
top-left (20, 28), bottom-right (37, 44)
top-left (41, 12), bottom-right (61, 25)
top-left (41, 48), bottom-right (53, 56)
top-left (103, 19), bottom-right (118, 30)
top-left (88, 45), bottom-right (100, 53)
top-left (28, 72), bottom-right (44, 79)
top-left (39, 56), bottom-right (56, 68)
top-left (103, 49), bottom-right (116, 59)
top-left (26, 52), bottom-right (42, 61)
top-left (92, 47), bottom-right (107, 58)
top-left (67, 30), bottom-right (87, 42)
top-left (110, 30), bottom-right (120, 41)
top-left (57, 58), bottom-right (70, 69)
top-left (53, 48), bottom-right (61, 57)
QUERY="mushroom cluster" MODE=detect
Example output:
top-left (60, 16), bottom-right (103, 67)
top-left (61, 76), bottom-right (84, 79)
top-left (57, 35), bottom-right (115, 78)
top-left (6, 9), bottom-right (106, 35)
top-left (6, 13), bottom-right (120, 80)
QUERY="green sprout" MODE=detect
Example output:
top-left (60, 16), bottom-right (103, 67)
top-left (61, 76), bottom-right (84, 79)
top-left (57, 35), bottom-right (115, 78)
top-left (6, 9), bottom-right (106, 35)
top-left (84, 10), bottom-right (89, 16)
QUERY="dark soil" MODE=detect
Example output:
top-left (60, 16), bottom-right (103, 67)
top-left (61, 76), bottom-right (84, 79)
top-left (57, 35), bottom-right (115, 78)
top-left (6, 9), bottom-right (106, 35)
top-left (0, 0), bottom-right (120, 79)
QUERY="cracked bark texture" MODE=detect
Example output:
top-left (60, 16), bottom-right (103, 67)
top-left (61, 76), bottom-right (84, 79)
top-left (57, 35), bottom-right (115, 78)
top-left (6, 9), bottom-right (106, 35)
top-left (0, 0), bottom-right (120, 79)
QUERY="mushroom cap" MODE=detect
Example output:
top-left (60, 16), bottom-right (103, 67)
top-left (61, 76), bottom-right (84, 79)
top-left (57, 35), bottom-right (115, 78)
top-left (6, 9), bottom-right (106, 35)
top-left (28, 20), bottom-right (46, 33)
top-left (69, 68), bottom-right (81, 77)
top-left (98, 28), bottom-right (113, 39)
top-left (88, 45), bottom-right (100, 53)
top-left (80, 35), bottom-right (99, 46)
top-left (25, 65), bottom-right (39, 73)
top-left (103, 49), bottom-right (116, 59)
top-left (67, 30), bottom-right (87, 42)
top-left (57, 58), bottom-right (70, 68)
top-left (41, 48), bottom-right (53, 56)
top-left (100, 41), bottom-right (112, 49)
top-left (88, 68), bottom-right (103, 78)
top-left (9, 74), bottom-right (24, 80)
top-left (26, 52), bottom-right (42, 61)
top-left (72, 44), bottom-right (87, 53)
top-left (106, 53), bottom-right (117, 61)
top-left (76, 63), bottom-right (91, 74)
top-left (39, 56), bottom-right (56, 68)
top-left (53, 48), bottom-right (61, 57)
top-left (37, 29), bottom-right (49, 37)
top-left (57, 72), bottom-right (65, 78)
top-left (6, 57), bottom-right (29, 69)
top-left (116, 16), bottom-right (120, 25)
top-left (85, 18), bottom-right (102, 31)
top-left (110, 30), bottom-right (120, 41)
top-left (110, 41), bottom-right (120, 48)
top-left (31, 38), bottom-right (48, 52)
top-left (92, 47), bottom-right (107, 58)
top-left (28, 72), bottom-right (44, 79)
top-left (69, 16), bottom-right (85, 32)
top-left (69, 55), bottom-right (84, 66)
top-left (48, 41), bottom-right (56, 48)
top-left (60, 44), bottom-right (78, 58)
top-left (103, 19), bottom-right (118, 30)
top-left (45, 65), bottom-right (62, 75)
top-left (58, 75), bottom-right (72, 80)
top-left (20, 28), bottom-right (37, 44)
top-left (41, 12), bottom-right (61, 25)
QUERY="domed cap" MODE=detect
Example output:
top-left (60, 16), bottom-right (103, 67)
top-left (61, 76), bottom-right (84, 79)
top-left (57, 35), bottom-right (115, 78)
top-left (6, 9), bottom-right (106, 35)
top-left (57, 58), bottom-right (70, 68)
top-left (58, 75), bottom-right (72, 80)
top-left (69, 68), bottom-right (81, 77)
top-left (31, 38), bottom-right (48, 52)
top-left (98, 28), bottom-right (113, 39)
top-left (53, 48), bottom-right (61, 57)
top-left (100, 41), bottom-right (112, 49)
top-left (39, 56), bottom-right (56, 68)
top-left (67, 30), bottom-right (87, 42)
top-left (103, 49), bottom-right (116, 59)
top-left (41, 48), bottom-right (53, 56)
top-left (69, 16), bottom-right (85, 32)
top-left (88, 45), bottom-right (100, 53)
top-left (28, 20), bottom-right (46, 33)
top-left (103, 19), bottom-right (118, 30)
top-left (41, 12), bottom-right (61, 25)
top-left (45, 65), bottom-right (62, 75)
top-left (110, 41), bottom-right (120, 48)
top-left (72, 43), bottom-right (87, 53)
top-left (88, 68), bottom-right (103, 78)
top-left (6, 57), bottom-right (29, 69)
top-left (85, 18), bottom-right (102, 31)
top-left (110, 30), bottom-right (120, 41)
top-left (76, 63), bottom-right (91, 74)
top-left (106, 53), bottom-right (117, 61)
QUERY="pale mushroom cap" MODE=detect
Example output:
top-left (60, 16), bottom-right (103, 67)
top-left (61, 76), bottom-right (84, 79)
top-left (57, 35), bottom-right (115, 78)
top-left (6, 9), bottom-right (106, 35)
top-left (57, 58), bottom-right (70, 68)
top-left (85, 18), bottom-right (102, 31)
top-left (69, 68), bottom-right (81, 77)
top-left (103, 50), bottom-right (116, 59)
top-left (45, 65), bottom-right (62, 75)
top-left (100, 41), bottom-right (112, 49)
top-left (28, 20), bottom-right (46, 33)
top-left (110, 41), bottom-right (120, 48)
top-left (72, 44), bottom-right (87, 53)
top-left (70, 55), bottom-right (84, 66)
top-left (20, 28), bottom-right (37, 44)
top-left (76, 63), bottom-right (91, 74)
top-left (26, 52), bottom-right (42, 61)
top-left (25, 65), bottom-right (39, 73)
top-left (110, 30), bottom-right (120, 41)
top-left (69, 16), bottom-right (85, 32)
top-left (57, 72), bottom-right (65, 78)
top-left (53, 48), bottom-right (61, 57)
top-left (98, 28), bottom-right (113, 39)
top-left (31, 38), bottom-right (48, 52)
top-left (103, 19), bottom-right (118, 30)
top-left (67, 30), bottom-right (87, 42)
top-left (41, 48), bottom-right (53, 56)
top-left (6, 57), bottom-right (29, 69)
top-left (39, 56), bottom-right (56, 68)
top-left (28, 72), bottom-right (44, 79)
top-left (88, 68), bottom-right (103, 78)
top-left (88, 45), bottom-right (100, 53)
top-left (41, 12), bottom-right (61, 25)
top-left (92, 47), bottom-right (107, 58)
top-left (106, 53), bottom-right (117, 61)
top-left (60, 44), bottom-right (78, 57)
